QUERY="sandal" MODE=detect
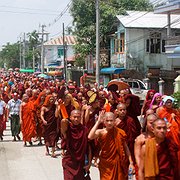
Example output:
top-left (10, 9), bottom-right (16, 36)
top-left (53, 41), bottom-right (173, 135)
top-left (51, 153), bottom-right (57, 158)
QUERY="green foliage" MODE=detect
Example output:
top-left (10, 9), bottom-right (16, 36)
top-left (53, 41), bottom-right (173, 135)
top-left (0, 43), bottom-right (20, 69)
top-left (70, 0), bottom-right (152, 66)
top-left (0, 30), bottom-right (40, 69)
top-left (172, 92), bottom-right (180, 108)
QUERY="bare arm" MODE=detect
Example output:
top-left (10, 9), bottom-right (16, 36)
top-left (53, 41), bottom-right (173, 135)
top-left (138, 144), bottom-right (145, 180)
top-left (84, 106), bottom-right (91, 124)
top-left (134, 135), bottom-right (143, 168)
top-left (6, 105), bottom-right (9, 121)
top-left (19, 104), bottom-right (23, 124)
top-left (88, 110), bottom-right (105, 140)
top-left (61, 118), bottom-right (69, 139)
top-left (124, 142), bottom-right (135, 171)
top-left (40, 107), bottom-right (47, 125)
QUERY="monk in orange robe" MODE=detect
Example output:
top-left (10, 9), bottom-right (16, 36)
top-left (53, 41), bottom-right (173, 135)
top-left (20, 94), bottom-right (37, 146)
top-left (138, 118), bottom-right (178, 180)
top-left (156, 96), bottom-right (180, 179)
top-left (88, 111), bottom-right (134, 180)
top-left (33, 92), bottom-right (46, 145)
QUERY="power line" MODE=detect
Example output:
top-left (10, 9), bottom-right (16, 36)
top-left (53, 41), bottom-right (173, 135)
top-left (0, 5), bottom-right (61, 13)
top-left (0, 10), bottom-right (59, 16)
top-left (49, 21), bottom-right (73, 38)
top-left (47, 0), bottom-right (72, 27)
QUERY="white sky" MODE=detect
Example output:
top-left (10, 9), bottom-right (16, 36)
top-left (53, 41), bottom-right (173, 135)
top-left (0, 0), bottom-right (167, 49)
top-left (0, 0), bottom-right (72, 49)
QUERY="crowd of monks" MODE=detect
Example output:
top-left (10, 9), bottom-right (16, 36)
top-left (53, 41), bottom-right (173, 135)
top-left (0, 71), bottom-right (179, 180)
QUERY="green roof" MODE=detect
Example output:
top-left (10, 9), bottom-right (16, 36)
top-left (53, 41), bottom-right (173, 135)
top-left (20, 69), bottom-right (34, 73)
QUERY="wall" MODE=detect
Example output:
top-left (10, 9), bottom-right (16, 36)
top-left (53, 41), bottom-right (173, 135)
top-left (44, 45), bottom-right (75, 67)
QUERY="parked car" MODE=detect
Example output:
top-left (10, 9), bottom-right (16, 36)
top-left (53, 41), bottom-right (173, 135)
top-left (123, 79), bottom-right (148, 101)
top-left (107, 78), bottom-right (148, 102)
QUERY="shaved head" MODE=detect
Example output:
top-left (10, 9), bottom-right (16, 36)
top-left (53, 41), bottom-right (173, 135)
top-left (104, 112), bottom-right (115, 119)
top-left (117, 103), bottom-right (126, 109)
top-left (70, 109), bottom-right (81, 116)
top-left (70, 110), bottom-right (81, 125)
top-left (146, 114), bottom-right (157, 122)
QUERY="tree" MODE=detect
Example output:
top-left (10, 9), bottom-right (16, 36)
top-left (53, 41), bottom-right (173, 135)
top-left (0, 43), bottom-right (20, 69)
top-left (0, 30), bottom-right (41, 69)
top-left (26, 30), bottom-right (41, 68)
top-left (70, 0), bottom-right (152, 66)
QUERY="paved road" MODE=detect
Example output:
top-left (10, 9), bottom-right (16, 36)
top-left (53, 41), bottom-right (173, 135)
top-left (0, 122), bottom-right (99, 180)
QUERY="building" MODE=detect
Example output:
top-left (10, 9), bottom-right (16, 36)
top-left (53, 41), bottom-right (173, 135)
top-left (154, 0), bottom-right (180, 66)
top-left (43, 35), bottom-right (76, 71)
top-left (103, 11), bottom-right (180, 94)
top-left (109, 11), bottom-right (180, 74)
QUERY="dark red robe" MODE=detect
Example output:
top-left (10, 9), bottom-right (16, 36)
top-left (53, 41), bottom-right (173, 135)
top-left (156, 138), bottom-right (178, 180)
top-left (62, 123), bottom-right (88, 180)
top-left (116, 115), bottom-right (139, 163)
top-left (43, 104), bottom-right (57, 147)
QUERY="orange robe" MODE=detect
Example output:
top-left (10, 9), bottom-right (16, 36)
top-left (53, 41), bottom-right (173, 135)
top-left (98, 127), bottom-right (128, 180)
top-left (21, 102), bottom-right (37, 142)
top-left (157, 106), bottom-right (180, 179)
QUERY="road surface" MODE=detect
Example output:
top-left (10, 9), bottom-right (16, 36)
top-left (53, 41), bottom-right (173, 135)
top-left (0, 122), bottom-right (99, 180)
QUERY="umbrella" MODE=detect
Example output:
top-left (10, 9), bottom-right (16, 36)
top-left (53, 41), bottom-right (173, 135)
top-left (8, 68), bottom-right (13, 71)
top-left (37, 73), bottom-right (52, 79)
top-left (107, 79), bottom-right (130, 92)
top-left (34, 71), bottom-right (41, 75)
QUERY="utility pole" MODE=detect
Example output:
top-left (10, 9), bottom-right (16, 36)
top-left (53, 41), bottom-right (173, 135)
top-left (40, 24), bottom-right (46, 73)
top-left (19, 36), bottom-right (22, 69)
top-left (22, 33), bottom-right (26, 69)
top-left (96, 0), bottom-right (100, 86)
top-left (33, 47), bottom-right (35, 71)
top-left (63, 23), bottom-right (67, 81)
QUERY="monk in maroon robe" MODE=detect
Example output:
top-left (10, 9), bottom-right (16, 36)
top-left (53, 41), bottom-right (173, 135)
top-left (116, 103), bottom-right (139, 164)
top-left (41, 95), bottom-right (58, 157)
top-left (124, 94), bottom-right (141, 134)
top-left (138, 119), bottom-right (178, 180)
top-left (61, 110), bottom-right (90, 180)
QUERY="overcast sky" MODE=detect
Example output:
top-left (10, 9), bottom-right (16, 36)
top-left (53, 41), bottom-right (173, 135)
top-left (0, 0), bottom-right (72, 49)
top-left (0, 0), bottom-right (166, 49)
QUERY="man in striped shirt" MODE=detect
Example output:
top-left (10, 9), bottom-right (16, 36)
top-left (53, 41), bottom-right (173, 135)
top-left (7, 93), bottom-right (22, 141)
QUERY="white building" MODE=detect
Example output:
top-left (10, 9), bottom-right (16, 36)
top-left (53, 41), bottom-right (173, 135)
top-left (109, 11), bottom-right (180, 74)
top-left (43, 35), bottom-right (76, 71)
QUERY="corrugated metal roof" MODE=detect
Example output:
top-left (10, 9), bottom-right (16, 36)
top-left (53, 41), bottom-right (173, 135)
top-left (117, 11), bottom-right (180, 29)
top-left (44, 35), bottom-right (76, 46)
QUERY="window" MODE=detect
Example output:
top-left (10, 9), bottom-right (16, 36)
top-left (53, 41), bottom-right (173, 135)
top-left (111, 39), bottom-right (115, 54)
top-left (58, 48), bottom-right (64, 58)
top-left (146, 32), bottom-right (165, 54)
top-left (114, 32), bottom-right (125, 53)
top-left (120, 33), bottom-right (125, 53)
top-left (162, 40), bottom-right (165, 53)
top-left (132, 82), bottom-right (139, 88)
top-left (115, 39), bottom-right (119, 53)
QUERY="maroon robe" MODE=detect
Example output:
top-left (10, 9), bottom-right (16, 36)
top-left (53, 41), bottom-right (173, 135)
top-left (62, 123), bottom-right (88, 180)
top-left (116, 115), bottom-right (139, 163)
top-left (0, 115), bottom-right (4, 137)
top-left (124, 94), bottom-right (141, 134)
top-left (43, 104), bottom-right (57, 147)
top-left (85, 108), bottom-right (100, 133)
top-left (156, 138), bottom-right (178, 180)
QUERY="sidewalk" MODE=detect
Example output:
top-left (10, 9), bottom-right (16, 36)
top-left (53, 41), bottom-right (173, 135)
top-left (0, 122), bottom-right (99, 180)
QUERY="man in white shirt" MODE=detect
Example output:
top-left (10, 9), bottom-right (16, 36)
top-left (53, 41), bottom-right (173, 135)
top-left (7, 92), bottom-right (22, 141)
